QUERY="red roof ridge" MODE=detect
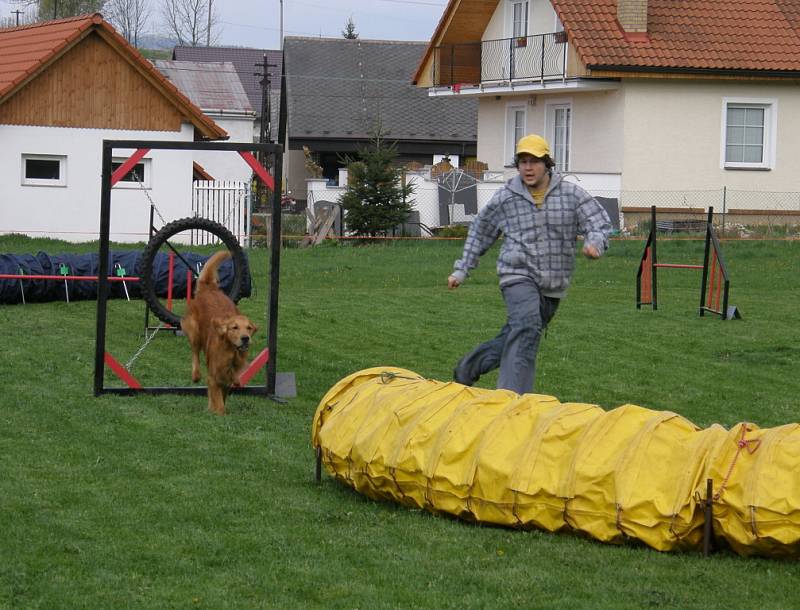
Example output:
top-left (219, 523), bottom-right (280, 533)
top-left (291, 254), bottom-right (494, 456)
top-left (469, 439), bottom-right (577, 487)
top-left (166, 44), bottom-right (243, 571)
top-left (0, 12), bottom-right (100, 33)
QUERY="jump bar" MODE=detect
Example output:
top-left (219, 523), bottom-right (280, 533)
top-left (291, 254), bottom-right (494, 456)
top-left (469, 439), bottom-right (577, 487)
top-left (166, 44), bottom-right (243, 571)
top-left (652, 264), bottom-right (703, 270)
top-left (98, 386), bottom-right (272, 396)
top-left (0, 274), bottom-right (140, 281)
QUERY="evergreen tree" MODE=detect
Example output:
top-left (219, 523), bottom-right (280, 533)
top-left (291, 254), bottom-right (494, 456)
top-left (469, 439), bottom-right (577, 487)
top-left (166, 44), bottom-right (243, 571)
top-left (339, 135), bottom-right (414, 237)
top-left (341, 16), bottom-right (358, 39)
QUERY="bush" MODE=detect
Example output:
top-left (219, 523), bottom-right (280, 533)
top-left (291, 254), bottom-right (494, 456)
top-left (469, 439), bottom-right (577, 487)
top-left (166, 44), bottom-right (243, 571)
top-left (435, 224), bottom-right (469, 238)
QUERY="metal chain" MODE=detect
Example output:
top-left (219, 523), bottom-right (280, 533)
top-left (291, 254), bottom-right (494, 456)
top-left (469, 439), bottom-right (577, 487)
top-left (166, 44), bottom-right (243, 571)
top-left (125, 324), bottom-right (163, 371)
top-left (131, 166), bottom-right (168, 226)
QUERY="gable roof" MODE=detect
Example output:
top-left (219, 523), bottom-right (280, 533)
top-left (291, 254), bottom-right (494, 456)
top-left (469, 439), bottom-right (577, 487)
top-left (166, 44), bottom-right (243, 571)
top-left (284, 36), bottom-right (477, 143)
top-left (172, 46), bottom-right (282, 125)
top-left (552, 0), bottom-right (800, 73)
top-left (415, 0), bottom-right (800, 81)
top-left (154, 60), bottom-right (254, 115)
top-left (0, 13), bottom-right (227, 138)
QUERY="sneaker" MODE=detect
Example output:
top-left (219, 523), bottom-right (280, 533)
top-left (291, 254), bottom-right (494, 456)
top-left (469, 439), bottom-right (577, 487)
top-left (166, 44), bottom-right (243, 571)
top-left (453, 359), bottom-right (477, 386)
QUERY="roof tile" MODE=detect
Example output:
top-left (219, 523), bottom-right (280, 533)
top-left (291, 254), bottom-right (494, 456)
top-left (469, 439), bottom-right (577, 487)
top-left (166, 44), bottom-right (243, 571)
top-left (283, 36), bottom-right (477, 143)
top-left (552, 0), bottom-right (800, 72)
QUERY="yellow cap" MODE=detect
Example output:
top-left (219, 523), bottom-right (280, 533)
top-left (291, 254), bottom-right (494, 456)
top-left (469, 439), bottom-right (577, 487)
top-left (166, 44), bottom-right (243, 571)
top-left (516, 134), bottom-right (550, 158)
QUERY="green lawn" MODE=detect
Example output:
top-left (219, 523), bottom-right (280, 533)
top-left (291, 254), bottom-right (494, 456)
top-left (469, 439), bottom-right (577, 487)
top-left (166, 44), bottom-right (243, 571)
top-left (1, 234), bottom-right (799, 609)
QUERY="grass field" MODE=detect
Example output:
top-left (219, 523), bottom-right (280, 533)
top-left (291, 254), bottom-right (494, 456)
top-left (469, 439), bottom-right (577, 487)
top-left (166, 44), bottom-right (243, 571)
top-left (1, 234), bottom-right (799, 609)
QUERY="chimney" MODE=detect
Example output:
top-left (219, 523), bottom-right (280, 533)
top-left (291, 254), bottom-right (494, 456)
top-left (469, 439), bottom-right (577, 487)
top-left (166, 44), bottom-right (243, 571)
top-left (617, 0), bottom-right (649, 38)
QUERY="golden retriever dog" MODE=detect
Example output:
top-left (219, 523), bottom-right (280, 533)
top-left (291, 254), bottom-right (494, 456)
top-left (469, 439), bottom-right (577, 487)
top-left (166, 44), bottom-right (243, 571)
top-left (181, 251), bottom-right (257, 415)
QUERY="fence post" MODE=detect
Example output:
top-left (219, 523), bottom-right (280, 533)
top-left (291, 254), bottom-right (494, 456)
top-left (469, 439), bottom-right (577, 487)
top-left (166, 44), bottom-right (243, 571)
top-left (509, 38), bottom-right (514, 80)
top-left (722, 186), bottom-right (727, 237)
top-left (540, 34), bottom-right (545, 82)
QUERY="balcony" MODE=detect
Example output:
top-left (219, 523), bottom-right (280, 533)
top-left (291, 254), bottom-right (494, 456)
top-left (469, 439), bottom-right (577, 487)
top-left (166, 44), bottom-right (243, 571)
top-left (433, 32), bottom-right (568, 88)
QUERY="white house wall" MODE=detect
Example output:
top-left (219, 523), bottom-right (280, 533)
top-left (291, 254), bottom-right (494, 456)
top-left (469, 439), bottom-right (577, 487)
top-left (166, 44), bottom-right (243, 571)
top-left (531, 0), bottom-right (559, 34)
top-left (286, 149), bottom-right (308, 203)
top-left (477, 90), bottom-right (624, 174)
top-left (193, 115), bottom-right (255, 182)
top-left (483, 1), bottom-right (505, 41)
top-left (1, 123), bottom-right (195, 243)
top-left (483, 0), bottom-right (559, 41)
top-left (621, 80), bottom-right (800, 195)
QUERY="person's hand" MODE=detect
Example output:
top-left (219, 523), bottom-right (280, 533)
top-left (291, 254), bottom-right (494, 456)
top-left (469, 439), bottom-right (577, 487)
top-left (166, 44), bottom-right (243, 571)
top-left (448, 275), bottom-right (461, 290)
top-left (583, 244), bottom-right (601, 259)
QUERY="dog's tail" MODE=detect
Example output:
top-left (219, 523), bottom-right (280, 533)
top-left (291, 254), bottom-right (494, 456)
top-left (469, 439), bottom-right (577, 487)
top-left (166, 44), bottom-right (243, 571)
top-left (196, 251), bottom-right (231, 291)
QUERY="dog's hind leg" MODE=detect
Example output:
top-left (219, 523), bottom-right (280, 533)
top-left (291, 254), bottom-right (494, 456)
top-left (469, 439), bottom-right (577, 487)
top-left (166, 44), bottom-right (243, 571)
top-left (181, 316), bottom-right (203, 383)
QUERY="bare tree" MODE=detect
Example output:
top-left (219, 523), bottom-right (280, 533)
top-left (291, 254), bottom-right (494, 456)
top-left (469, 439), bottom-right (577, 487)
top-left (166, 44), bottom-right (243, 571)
top-left (31, 0), bottom-right (107, 20)
top-left (160, 0), bottom-right (219, 47)
top-left (104, 0), bottom-right (150, 47)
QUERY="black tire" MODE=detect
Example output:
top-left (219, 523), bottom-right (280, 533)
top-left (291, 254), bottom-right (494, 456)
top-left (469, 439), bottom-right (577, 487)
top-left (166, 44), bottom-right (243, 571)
top-left (140, 217), bottom-right (248, 327)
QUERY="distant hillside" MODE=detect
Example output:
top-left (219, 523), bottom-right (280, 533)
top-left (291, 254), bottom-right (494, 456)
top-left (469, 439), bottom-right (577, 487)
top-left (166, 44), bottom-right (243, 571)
top-left (139, 48), bottom-right (172, 60)
top-left (134, 34), bottom-right (176, 60)
top-left (137, 34), bottom-right (176, 51)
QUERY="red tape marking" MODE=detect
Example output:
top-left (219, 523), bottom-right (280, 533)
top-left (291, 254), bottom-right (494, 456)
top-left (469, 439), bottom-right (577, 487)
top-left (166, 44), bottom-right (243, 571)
top-left (111, 148), bottom-right (150, 187)
top-left (238, 348), bottom-right (269, 386)
top-left (104, 352), bottom-right (142, 389)
top-left (239, 152), bottom-right (275, 190)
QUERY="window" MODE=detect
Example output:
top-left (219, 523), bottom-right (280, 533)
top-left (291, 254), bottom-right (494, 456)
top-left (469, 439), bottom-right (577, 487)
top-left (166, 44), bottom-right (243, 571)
top-left (111, 157), bottom-right (152, 188)
top-left (722, 99), bottom-right (776, 170)
top-left (21, 154), bottom-right (67, 186)
top-left (546, 101), bottom-right (572, 172)
top-left (506, 105), bottom-right (527, 165)
top-left (511, 1), bottom-right (528, 39)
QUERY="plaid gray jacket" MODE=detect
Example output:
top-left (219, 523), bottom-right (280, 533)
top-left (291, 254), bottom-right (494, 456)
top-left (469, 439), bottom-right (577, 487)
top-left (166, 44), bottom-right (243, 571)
top-left (451, 173), bottom-right (612, 296)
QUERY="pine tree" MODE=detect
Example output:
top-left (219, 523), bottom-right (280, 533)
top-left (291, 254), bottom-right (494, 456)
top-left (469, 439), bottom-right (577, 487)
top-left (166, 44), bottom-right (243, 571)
top-left (341, 16), bottom-right (358, 39)
top-left (339, 135), bottom-right (414, 237)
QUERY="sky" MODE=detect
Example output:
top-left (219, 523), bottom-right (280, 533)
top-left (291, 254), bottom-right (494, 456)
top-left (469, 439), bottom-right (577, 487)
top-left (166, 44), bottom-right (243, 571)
top-left (0, 0), bottom-right (449, 48)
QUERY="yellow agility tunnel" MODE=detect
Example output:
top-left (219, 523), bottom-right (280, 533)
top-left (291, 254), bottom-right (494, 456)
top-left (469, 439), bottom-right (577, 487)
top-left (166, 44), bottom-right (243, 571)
top-left (312, 367), bottom-right (800, 558)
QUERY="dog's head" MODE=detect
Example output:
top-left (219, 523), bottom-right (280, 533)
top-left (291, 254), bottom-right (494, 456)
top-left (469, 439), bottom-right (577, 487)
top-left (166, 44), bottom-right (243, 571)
top-left (213, 315), bottom-right (257, 353)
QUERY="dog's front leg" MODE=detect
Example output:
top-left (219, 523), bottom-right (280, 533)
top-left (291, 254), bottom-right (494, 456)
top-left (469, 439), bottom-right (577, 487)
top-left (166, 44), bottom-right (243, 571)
top-left (207, 380), bottom-right (226, 415)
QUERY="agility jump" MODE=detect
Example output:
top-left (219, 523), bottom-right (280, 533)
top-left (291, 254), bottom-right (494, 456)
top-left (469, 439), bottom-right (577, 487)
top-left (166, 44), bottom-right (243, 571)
top-left (636, 205), bottom-right (739, 320)
top-left (92, 139), bottom-right (289, 399)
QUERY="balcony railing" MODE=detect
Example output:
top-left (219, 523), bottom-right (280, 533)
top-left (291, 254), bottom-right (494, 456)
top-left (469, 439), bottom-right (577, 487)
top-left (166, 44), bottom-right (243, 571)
top-left (433, 32), bottom-right (568, 87)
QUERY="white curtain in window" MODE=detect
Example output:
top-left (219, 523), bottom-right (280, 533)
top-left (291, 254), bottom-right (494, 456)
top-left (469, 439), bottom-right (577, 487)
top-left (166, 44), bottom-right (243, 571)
top-left (552, 105), bottom-right (571, 171)
top-left (512, 1), bottom-right (528, 38)
top-left (726, 106), bottom-right (764, 164)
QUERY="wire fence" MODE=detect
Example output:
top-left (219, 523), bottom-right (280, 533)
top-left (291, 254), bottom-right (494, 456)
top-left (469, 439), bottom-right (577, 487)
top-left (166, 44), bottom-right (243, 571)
top-left (591, 188), bottom-right (800, 238)
top-left (299, 177), bottom-right (800, 243)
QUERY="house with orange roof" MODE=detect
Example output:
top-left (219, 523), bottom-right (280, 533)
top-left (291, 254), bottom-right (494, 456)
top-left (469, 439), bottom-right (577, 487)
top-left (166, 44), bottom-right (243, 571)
top-left (414, 0), bottom-right (800, 210)
top-left (0, 14), bottom-right (228, 242)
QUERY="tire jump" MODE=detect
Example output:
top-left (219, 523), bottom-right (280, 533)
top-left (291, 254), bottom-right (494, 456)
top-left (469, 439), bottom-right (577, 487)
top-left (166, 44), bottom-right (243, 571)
top-left (139, 217), bottom-right (249, 327)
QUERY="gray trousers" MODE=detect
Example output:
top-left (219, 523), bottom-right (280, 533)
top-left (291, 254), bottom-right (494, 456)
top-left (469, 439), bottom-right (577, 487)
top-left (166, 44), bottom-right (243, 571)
top-left (453, 279), bottom-right (560, 394)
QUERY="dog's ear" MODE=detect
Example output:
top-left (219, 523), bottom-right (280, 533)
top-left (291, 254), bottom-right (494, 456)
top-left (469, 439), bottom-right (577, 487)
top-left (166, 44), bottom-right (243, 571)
top-left (250, 323), bottom-right (258, 335)
top-left (212, 317), bottom-right (228, 336)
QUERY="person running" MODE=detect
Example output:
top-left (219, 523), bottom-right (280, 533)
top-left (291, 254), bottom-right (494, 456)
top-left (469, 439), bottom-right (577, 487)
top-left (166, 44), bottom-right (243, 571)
top-left (448, 134), bottom-right (613, 394)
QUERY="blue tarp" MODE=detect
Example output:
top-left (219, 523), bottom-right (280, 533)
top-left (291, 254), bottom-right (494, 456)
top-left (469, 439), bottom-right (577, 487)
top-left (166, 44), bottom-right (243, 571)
top-left (0, 251), bottom-right (251, 304)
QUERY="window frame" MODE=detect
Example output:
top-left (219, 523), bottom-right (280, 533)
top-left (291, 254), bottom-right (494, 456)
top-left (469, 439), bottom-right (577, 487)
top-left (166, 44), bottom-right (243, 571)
top-left (721, 97), bottom-right (777, 171)
top-left (21, 154), bottom-right (67, 187)
top-left (505, 103), bottom-right (527, 167)
top-left (511, 1), bottom-right (529, 39)
top-left (111, 157), bottom-right (153, 189)
top-left (545, 99), bottom-right (572, 172)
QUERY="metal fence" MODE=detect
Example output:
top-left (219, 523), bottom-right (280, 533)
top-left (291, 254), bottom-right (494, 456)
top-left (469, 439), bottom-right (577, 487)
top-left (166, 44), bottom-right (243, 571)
top-left (305, 174), bottom-right (800, 240)
top-left (433, 32), bottom-right (568, 86)
top-left (588, 188), bottom-right (800, 238)
top-left (191, 180), bottom-right (251, 246)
